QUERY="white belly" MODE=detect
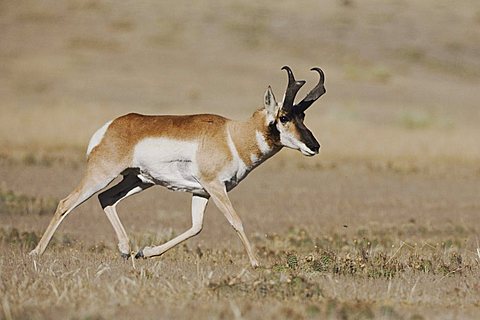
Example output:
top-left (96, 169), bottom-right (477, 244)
top-left (132, 138), bottom-right (204, 193)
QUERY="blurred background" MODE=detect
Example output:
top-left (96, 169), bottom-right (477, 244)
top-left (1, 0), bottom-right (479, 166)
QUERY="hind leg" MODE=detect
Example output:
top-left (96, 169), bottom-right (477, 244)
top-left (29, 168), bottom-right (119, 256)
top-left (98, 173), bottom-right (153, 258)
top-left (136, 194), bottom-right (209, 259)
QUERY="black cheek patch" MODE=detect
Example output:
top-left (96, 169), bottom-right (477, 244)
top-left (268, 122), bottom-right (280, 140)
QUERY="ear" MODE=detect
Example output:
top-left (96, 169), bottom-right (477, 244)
top-left (264, 86), bottom-right (278, 119)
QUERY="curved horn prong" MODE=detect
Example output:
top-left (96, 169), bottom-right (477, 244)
top-left (295, 67), bottom-right (326, 113)
top-left (281, 65), bottom-right (296, 85)
top-left (281, 66), bottom-right (306, 114)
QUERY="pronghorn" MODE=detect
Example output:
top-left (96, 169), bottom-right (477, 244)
top-left (29, 66), bottom-right (326, 267)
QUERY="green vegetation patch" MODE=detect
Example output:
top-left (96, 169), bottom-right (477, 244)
top-left (0, 188), bottom-right (58, 216)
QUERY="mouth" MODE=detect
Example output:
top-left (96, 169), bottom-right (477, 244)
top-left (300, 148), bottom-right (317, 156)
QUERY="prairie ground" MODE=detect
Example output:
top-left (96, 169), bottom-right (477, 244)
top-left (1, 159), bottom-right (480, 319)
top-left (1, 0), bottom-right (480, 319)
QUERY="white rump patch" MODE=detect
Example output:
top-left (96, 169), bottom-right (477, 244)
top-left (86, 120), bottom-right (113, 156)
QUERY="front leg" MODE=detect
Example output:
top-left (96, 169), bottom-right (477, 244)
top-left (202, 181), bottom-right (259, 268)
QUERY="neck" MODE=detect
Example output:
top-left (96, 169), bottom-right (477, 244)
top-left (227, 109), bottom-right (282, 170)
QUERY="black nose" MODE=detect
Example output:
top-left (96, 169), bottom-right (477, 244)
top-left (301, 127), bottom-right (320, 154)
top-left (309, 139), bottom-right (320, 153)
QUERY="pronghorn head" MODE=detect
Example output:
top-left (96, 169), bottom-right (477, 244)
top-left (263, 66), bottom-right (326, 156)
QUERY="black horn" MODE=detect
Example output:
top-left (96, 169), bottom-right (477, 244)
top-left (281, 66), bottom-right (306, 114)
top-left (295, 67), bottom-right (326, 113)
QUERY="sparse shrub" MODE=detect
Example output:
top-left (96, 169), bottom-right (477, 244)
top-left (450, 252), bottom-right (462, 267)
top-left (286, 253), bottom-right (298, 269)
top-left (0, 187), bottom-right (57, 216)
top-left (0, 228), bottom-right (39, 249)
top-left (312, 250), bottom-right (335, 272)
top-left (408, 255), bottom-right (434, 273)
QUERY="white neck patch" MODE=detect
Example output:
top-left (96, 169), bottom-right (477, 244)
top-left (226, 129), bottom-right (247, 178)
top-left (255, 130), bottom-right (271, 155)
top-left (250, 153), bottom-right (259, 164)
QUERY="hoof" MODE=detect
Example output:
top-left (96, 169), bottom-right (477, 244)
top-left (28, 250), bottom-right (38, 256)
top-left (135, 249), bottom-right (144, 259)
top-left (120, 252), bottom-right (130, 260)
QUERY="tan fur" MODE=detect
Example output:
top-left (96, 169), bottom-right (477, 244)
top-left (285, 120), bottom-right (302, 141)
top-left (31, 108), bottom-right (287, 268)
top-left (88, 113), bottom-right (231, 172)
top-left (227, 109), bottom-right (279, 168)
top-left (31, 66), bottom-right (324, 268)
top-left (88, 111), bottom-right (278, 182)
top-left (31, 113), bottom-right (240, 258)
top-left (196, 125), bottom-right (233, 182)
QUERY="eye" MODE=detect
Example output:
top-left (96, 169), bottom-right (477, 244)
top-left (279, 115), bottom-right (289, 123)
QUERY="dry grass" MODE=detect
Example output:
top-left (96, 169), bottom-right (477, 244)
top-left (1, 160), bottom-right (479, 319)
top-left (1, 223), bottom-right (479, 320)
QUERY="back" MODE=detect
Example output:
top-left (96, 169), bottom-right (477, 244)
top-left (87, 113), bottom-right (230, 163)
